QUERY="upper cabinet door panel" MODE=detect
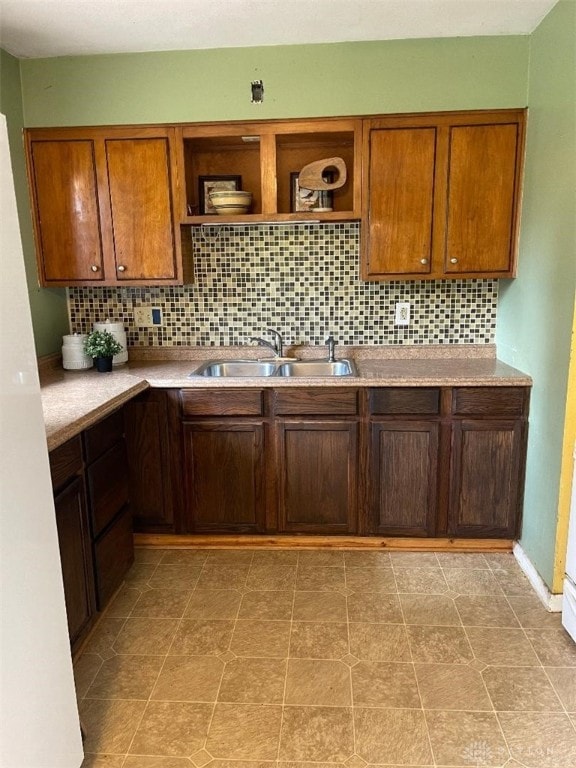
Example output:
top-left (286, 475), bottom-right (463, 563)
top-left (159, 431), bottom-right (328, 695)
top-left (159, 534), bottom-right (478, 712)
top-left (445, 123), bottom-right (520, 274)
top-left (105, 137), bottom-right (177, 281)
top-left (364, 127), bottom-right (436, 277)
top-left (30, 140), bottom-right (104, 283)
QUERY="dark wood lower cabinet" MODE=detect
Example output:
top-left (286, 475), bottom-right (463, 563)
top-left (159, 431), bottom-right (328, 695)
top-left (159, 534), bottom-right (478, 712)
top-left (369, 421), bottom-right (438, 536)
top-left (449, 419), bottom-right (526, 538)
top-left (182, 421), bottom-right (266, 533)
top-left (277, 420), bottom-right (358, 533)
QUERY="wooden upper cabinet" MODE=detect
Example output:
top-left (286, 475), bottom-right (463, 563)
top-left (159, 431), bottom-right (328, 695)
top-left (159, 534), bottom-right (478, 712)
top-left (25, 126), bottom-right (185, 287)
top-left (362, 109), bottom-right (526, 280)
top-left (28, 138), bottom-right (105, 283)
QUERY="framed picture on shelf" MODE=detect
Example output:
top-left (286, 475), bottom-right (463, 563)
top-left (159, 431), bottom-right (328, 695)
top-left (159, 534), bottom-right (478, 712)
top-left (199, 175), bottom-right (242, 215)
top-left (290, 171), bottom-right (333, 213)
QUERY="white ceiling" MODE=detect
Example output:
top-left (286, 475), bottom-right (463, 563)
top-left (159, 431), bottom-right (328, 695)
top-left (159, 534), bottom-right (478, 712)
top-left (0, 0), bottom-right (558, 59)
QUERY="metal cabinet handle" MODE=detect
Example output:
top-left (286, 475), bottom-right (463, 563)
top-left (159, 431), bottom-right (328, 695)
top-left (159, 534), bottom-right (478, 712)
top-left (450, 258), bottom-right (458, 264)
top-left (90, 265), bottom-right (100, 272)
top-left (420, 258), bottom-right (428, 265)
top-left (117, 265), bottom-right (126, 273)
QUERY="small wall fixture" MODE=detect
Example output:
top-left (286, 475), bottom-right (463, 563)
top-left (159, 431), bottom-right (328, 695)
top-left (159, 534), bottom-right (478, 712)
top-left (251, 80), bottom-right (264, 104)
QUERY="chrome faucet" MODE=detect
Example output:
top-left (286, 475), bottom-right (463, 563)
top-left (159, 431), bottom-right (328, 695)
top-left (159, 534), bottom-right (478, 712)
top-left (249, 328), bottom-right (284, 358)
top-left (326, 333), bottom-right (336, 362)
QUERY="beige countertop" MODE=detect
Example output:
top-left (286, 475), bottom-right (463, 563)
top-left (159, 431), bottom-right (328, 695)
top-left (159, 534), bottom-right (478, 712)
top-left (40, 345), bottom-right (532, 451)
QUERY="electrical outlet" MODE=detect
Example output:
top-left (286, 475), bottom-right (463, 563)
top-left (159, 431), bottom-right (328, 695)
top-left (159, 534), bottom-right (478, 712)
top-left (134, 307), bottom-right (163, 327)
top-left (394, 302), bottom-right (410, 326)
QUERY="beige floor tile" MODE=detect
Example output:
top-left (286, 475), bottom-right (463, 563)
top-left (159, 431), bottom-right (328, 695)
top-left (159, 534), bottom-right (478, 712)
top-left (74, 653), bottom-right (103, 698)
top-left (151, 655), bottom-right (224, 701)
top-left (344, 550), bottom-right (391, 568)
top-left (285, 659), bottom-right (351, 705)
top-left (389, 552), bottom-right (439, 568)
top-left (231, 619), bottom-right (291, 658)
top-left (218, 657), bottom-right (287, 703)
top-left (407, 625), bottom-right (473, 663)
top-left (170, 619), bottom-right (234, 656)
top-left (113, 617), bottom-right (179, 655)
top-left (205, 550), bottom-right (255, 565)
top-left (246, 565), bottom-right (297, 591)
top-left (351, 661), bottom-right (420, 707)
top-left (184, 589), bottom-right (242, 620)
top-left (134, 548), bottom-right (167, 564)
top-left (87, 654), bottom-right (164, 699)
top-left (525, 628), bottom-right (576, 666)
top-left (415, 663), bottom-right (492, 711)
top-left (210, 762), bottom-right (278, 768)
top-left (195, 564), bottom-right (250, 590)
top-left (454, 595), bottom-right (520, 627)
top-left (400, 594), bottom-right (461, 625)
top-left (147, 564), bottom-right (203, 590)
top-left (348, 622), bottom-right (411, 661)
top-left (425, 710), bottom-right (509, 767)
top-left (125, 562), bottom-right (158, 586)
top-left (498, 711), bottom-right (576, 768)
top-left (493, 568), bottom-right (534, 596)
top-left (544, 667), bottom-right (576, 711)
top-left (507, 595), bottom-right (563, 628)
top-left (354, 708), bottom-right (433, 764)
top-left (347, 592), bottom-right (403, 623)
top-left (123, 758), bottom-right (194, 768)
top-left (298, 550), bottom-right (345, 567)
top-left (442, 568), bottom-right (503, 595)
top-left (131, 588), bottom-right (192, 618)
top-left (292, 591), bottom-right (347, 621)
top-left (296, 566), bottom-right (345, 592)
top-left (82, 617), bottom-right (126, 656)
top-left (104, 585), bottom-right (142, 618)
top-left (345, 566), bottom-right (396, 593)
top-left (482, 666), bottom-right (563, 711)
top-left (251, 550), bottom-right (299, 565)
top-left (289, 621), bottom-right (348, 659)
top-left (81, 755), bottom-right (125, 768)
top-left (239, 590), bottom-right (294, 620)
top-left (394, 568), bottom-right (448, 594)
top-left (483, 552), bottom-right (518, 570)
top-left (160, 550), bottom-right (208, 565)
top-left (279, 706), bottom-right (354, 762)
top-left (435, 552), bottom-right (490, 569)
top-left (465, 627), bottom-right (540, 666)
top-left (129, 701), bottom-right (213, 757)
top-left (206, 703), bottom-right (282, 759)
top-left (79, 698), bottom-right (146, 754)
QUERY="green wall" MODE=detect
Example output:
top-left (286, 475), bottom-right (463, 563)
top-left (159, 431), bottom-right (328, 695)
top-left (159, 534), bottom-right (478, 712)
top-left (0, 49), bottom-right (69, 356)
top-left (497, 0), bottom-right (576, 588)
top-left (19, 36), bottom-right (529, 126)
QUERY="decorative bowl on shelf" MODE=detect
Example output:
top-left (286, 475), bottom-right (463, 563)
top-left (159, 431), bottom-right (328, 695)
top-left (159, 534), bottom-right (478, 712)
top-left (209, 190), bottom-right (252, 215)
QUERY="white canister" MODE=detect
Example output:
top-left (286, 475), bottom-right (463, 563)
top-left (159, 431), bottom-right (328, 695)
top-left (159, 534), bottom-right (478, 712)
top-left (93, 320), bottom-right (128, 366)
top-left (62, 334), bottom-right (93, 370)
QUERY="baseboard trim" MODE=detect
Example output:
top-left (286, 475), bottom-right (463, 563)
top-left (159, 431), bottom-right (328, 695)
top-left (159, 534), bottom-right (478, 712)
top-left (134, 533), bottom-right (514, 552)
top-left (513, 541), bottom-right (563, 612)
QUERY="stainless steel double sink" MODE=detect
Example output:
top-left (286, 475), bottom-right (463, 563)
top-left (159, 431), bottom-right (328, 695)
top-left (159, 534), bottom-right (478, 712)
top-left (190, 359), bottom-right (357, 378)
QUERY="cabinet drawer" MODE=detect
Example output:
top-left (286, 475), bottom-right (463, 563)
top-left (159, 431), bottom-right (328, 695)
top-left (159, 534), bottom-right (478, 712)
top-left (452, 387), bottom-right (528, 417)
top-left (181, 389), bottom-right (264, 417)
top-left (49, 435), bottom-right (83, 490)
top-left (83, 409), bottom-right (125, 463)
top-left (369, 388), bottom-right (440, 415)
top-left (274, 389), bottom-right (358, 415)
top-left (86, 442), bottom-right (130, 537)
top-left (93, 505), bottom-right (133, 609)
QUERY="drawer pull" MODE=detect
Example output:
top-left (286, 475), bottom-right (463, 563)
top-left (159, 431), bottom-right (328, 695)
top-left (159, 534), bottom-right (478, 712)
top-left (117, 265), bottom-right (126, 273)
top-left (450, 258), bottom-right (458, 264)
top-left (91, 264), bottom-right (100, 272)
top-left (420, 258), bottom-right (428, 265)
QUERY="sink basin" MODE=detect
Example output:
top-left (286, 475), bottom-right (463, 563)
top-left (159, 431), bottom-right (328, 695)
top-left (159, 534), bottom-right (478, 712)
top-left (275, 359), bottom-right (357, 377)
top-left (191, 360), bottom-right (277, 377)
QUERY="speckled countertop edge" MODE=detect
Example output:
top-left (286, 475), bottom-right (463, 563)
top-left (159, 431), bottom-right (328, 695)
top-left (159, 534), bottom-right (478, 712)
top-left (40, 345), bottom-right (532, 451)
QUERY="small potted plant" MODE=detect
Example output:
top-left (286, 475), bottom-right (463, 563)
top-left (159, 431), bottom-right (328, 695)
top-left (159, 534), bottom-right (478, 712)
top-left (83, 330), bottom-right (123, 372)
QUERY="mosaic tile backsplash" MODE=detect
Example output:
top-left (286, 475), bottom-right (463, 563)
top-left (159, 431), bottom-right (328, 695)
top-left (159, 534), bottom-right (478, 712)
top-left (68, 223), bottom-right (498, 346)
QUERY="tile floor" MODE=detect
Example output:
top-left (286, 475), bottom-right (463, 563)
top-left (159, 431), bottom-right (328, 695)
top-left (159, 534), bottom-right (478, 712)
top-left (76, 549), bottom-right (576, 768)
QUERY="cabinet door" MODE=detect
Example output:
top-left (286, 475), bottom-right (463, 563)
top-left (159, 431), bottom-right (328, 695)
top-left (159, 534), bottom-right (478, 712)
top-left (105, 134), bottom-right (178, 281)
top-left (183, 422), bottom-right (266, 533)
top-left (54, 477), bottom-right (96, 648)
top-left (28, 139), bottom-right (105, 283)
top-left (445, 122), bottom-right (521, 274)
top-left (369, 421), bottom-right (438, 536)
top-left (124, 391), bottom-right (175, 533)
top-left (449, 419), bottom-right (525, 538)
top-left (277, 420), bottom-right (358, 533)
top-left (363, 126), bottom-right (437, 278)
